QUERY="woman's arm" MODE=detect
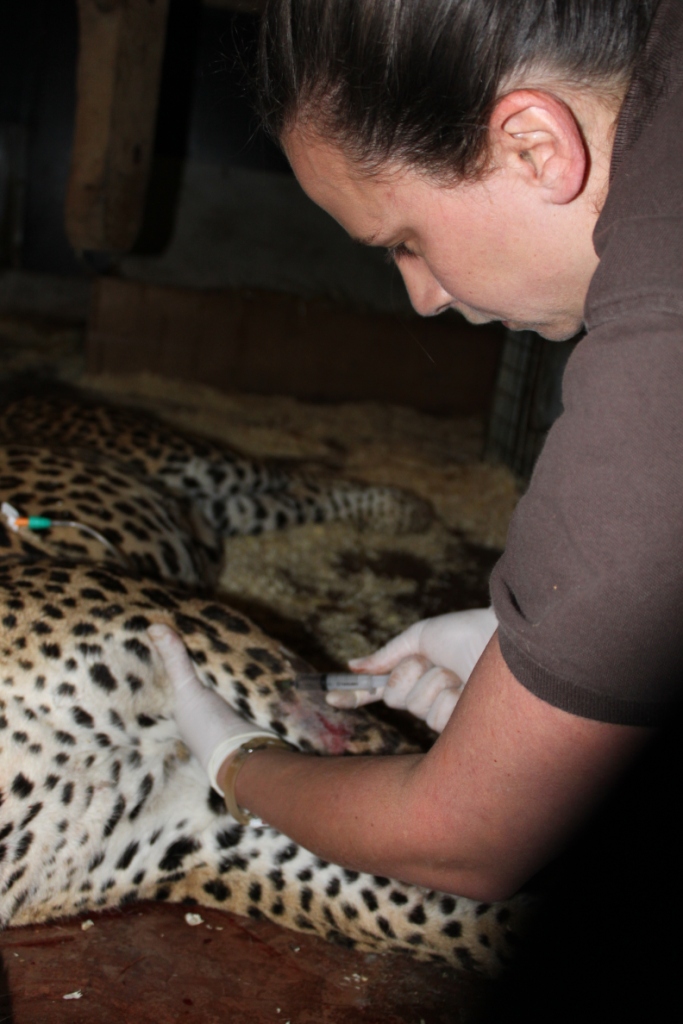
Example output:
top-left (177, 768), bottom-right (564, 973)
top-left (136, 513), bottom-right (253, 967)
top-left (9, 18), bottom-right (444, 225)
top-left (223, 633), bottom-right (650, 900)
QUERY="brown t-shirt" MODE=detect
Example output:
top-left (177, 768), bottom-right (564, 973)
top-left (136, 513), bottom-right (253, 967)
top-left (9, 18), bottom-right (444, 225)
top-left (490, 0), bottom-right (683, 727)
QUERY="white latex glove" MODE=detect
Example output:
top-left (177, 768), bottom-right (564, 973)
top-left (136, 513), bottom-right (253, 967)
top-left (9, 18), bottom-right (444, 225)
top-left (326, 607), bottom-right (498, 733)
top-left (148, 624), bottom-right (276, 794)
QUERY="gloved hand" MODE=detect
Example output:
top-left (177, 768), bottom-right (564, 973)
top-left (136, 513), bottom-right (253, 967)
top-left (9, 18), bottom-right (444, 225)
top-left (326, 607), bottom-right (498, 733)
top-left (148, 624), bottom-right (277, 794)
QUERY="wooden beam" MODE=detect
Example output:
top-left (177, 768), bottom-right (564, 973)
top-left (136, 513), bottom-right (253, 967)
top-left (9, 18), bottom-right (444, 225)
top-left (65, 0), bottom-right (170, 254)
top-left (87, 278), bottom-right (504, 416)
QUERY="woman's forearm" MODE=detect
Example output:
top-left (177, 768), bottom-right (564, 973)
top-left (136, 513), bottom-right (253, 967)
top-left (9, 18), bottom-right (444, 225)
top-left (224, 635), bottom-right (649, 901)
top-left (228, 745), bottom-right (486, 894)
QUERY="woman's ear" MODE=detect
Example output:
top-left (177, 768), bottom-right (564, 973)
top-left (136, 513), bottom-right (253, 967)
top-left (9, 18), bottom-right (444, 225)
top-left (489, 90), bottom-right (588, 205)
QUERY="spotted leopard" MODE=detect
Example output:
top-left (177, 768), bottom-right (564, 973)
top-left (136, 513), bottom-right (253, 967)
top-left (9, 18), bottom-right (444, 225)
top-left (0, 385), bottom-right (527, 971)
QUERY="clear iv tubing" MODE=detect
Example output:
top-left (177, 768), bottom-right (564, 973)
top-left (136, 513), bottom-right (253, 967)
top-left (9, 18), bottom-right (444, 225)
top-left (1, 502), bottom-right (132, 570)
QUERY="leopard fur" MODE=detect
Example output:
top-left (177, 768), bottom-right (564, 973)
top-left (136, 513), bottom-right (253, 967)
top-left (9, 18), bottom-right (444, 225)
top-left (0, 386), bottom-right (527, 971)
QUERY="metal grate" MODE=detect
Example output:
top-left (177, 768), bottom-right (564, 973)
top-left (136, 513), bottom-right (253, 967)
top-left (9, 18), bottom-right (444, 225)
top-left (485, 329), bottom-right (582, 481)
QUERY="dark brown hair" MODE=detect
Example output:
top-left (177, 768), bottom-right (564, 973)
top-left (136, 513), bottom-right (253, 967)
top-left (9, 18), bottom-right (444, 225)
top-left (257, 0), bottom-right (657, 180)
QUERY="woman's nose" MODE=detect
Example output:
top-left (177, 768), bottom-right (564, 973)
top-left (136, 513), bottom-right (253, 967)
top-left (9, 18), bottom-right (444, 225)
top-left (398, 260), bottom-right (453, 317)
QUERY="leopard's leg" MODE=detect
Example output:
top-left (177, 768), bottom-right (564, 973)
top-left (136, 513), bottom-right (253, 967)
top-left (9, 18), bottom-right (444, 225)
top-left (0, 391), bottom-right (433, 539)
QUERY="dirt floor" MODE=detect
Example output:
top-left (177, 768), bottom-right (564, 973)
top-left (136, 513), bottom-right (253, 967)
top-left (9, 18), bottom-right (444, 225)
top-left (0, 358), bottom-right (519, 1022)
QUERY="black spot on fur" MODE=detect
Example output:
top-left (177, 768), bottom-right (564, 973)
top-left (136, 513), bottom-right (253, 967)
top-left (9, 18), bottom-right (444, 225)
top-left (216, 825), bottom-right (243, 849)
top-left (78, 643), bottom-right (103, 657)
top-left (275, 842), bottom-right (298, 865)
top-left (158, 836), bottom-right (201, 872)
top-left (123, 615), bottom-right (151, 633)
top-left (377, 917), bottom-right (396, 938)
top-left (116, 841), bottom-right (140, 871)
top-left (136, 714), bottom-right (156, 728)
top-left (72, 622), bottom-right (98, 637)
top-left (442, 920), bottom-right (463, 938)
top-left (203, 878), bottom-right (230, 902)
top-left (361, 889), bottom-right (378, 912)
top-left (55, 731), bottom-right (76, 746)
top-left (2, 866), bottom-right (26, 892)
top-left (235, 697), bottom-right (254, 720)
top-left (11, 774), bottom-right (33, 799)
top-left (20, 803), bottom-right (43, 829)
top-left (14, 831), bottom-right (34, 861)
top-left (201, 605), bottom-right (250, 633)
top-left (129, 774), bottom-right (154, 821)
top-left (42, 603), bottom-right (64, 619)
top-left (207, 787), bottom-right (226, 815)
top-left (326, 877), bottom-right (341, 898)
top-left (40, 642), bottom-right (61, 659)
top-left (390, 890), bottom-right (409, 905)
top-left (456, 947), bottom-right (477, 970)
top-left (268, 869), bottom-right (285, 892)
top-left (248, 882), bottom-right (262, 903)
top-left (124, 638), bottom-right (151, 663)
top-left (103, 794), bottom-right (126, 837)
top-left (140, 588), bottom-right (178, 610)
top-left (61, 782), bottom-right (74, 804)
top-left (91, 604), bottom-right (124, 621)
top-left (408, 904), bottom-right (426, 925)
top-left (245, 647), bottom-right (284, 673)
top-left (300, 888), bottom-right (313, 912)
top-left (440, 896), bottom-right (457, 915)
top-left (86, 570), bottom-right (127, 595)
top-left (89, 663), bottom-right (118, 692)
top-left (57, 683), bottom-right (76, 697)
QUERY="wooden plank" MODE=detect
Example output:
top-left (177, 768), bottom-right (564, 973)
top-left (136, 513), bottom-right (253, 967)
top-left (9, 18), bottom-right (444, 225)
top-left (87, 278), bottom-right (504, 415)
top-left (0, 903), bottom-right (488, 1024)
top-left (65, 0), bottom-right (170, 254)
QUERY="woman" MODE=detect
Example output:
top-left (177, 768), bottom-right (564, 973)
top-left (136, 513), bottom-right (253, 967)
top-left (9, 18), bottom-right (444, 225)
top-left (150, 0), bottom-right (682, 904)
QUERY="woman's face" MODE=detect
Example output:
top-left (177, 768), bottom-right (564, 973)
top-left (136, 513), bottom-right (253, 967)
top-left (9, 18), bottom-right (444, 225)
top-left (284, 128), bottom-right (601, 341)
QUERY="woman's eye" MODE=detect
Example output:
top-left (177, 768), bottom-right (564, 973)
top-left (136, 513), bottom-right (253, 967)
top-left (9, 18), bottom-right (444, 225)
top-left (386, 242), bottom-right (418, 264)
